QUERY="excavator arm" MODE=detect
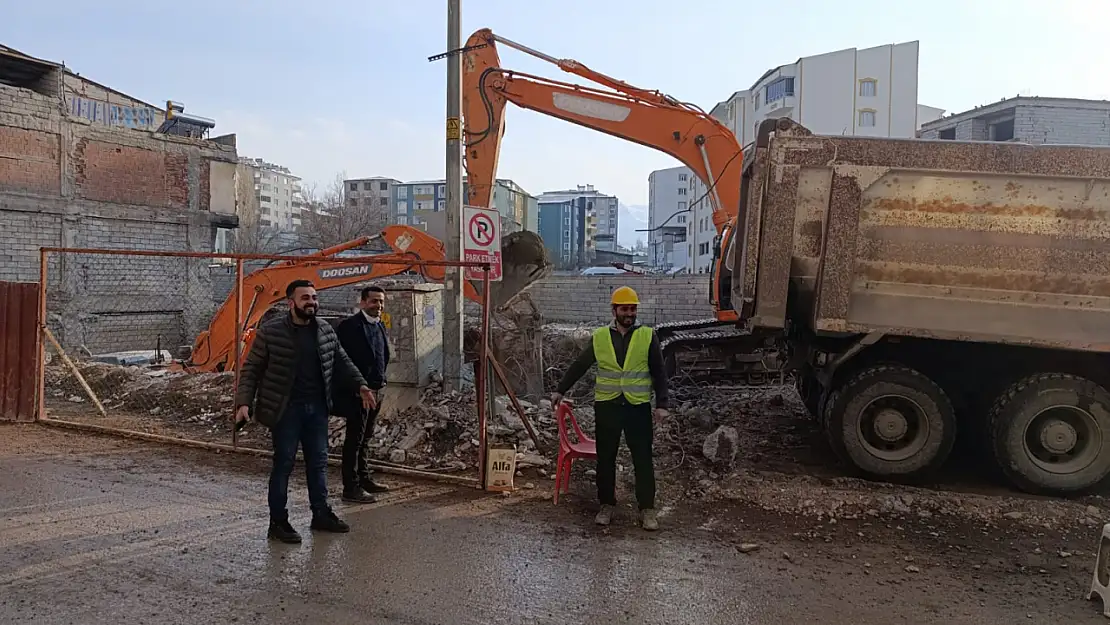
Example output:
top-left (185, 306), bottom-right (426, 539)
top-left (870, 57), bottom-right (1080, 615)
top-left (461, 29), bottom-right (744, 321)
top-left (184, 223), bottom-right (552, 373)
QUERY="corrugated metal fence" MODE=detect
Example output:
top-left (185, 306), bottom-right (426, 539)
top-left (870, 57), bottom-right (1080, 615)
top-left (0, 281), bottom-right (40, 421)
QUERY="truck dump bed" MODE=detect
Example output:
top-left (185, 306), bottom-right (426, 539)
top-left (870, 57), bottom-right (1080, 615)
top-left (732, 118), bottom-right (1110, 352)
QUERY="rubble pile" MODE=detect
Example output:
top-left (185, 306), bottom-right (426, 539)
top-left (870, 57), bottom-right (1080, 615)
top-left (44, 362), bottom-right (235, 428)
top-left (357, 380), bottom-right (572, 474)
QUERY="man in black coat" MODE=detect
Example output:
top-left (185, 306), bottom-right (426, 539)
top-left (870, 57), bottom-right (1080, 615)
top-left (334, 285), bottom-right (392, 503)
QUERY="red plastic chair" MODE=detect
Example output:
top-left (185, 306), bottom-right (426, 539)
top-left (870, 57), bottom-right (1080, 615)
top-left (553, 401), bottom-right (597, 505)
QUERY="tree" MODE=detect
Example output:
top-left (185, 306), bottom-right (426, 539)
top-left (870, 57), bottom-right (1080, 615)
top-left (298, 171), bottom-right (389, 250)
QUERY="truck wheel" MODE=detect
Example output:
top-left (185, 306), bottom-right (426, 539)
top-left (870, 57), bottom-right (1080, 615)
top-left (824, 364), bottom-right (956, 480)
top-left (989, 373), bottom-right (1110, 495)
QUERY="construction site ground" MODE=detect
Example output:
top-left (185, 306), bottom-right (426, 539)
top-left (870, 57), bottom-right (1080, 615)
top-left (3, 420), bottom-right (1109, 624)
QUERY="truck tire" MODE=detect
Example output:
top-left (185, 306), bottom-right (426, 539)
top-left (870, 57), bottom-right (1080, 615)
top-left (824, 364), bottom-right (956, 480)
top-left (989, 373), bottom-right (1110, 495)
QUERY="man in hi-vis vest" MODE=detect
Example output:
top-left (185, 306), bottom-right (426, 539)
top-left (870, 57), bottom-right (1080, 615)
top-left (551, 286), bottom-right (670, 531)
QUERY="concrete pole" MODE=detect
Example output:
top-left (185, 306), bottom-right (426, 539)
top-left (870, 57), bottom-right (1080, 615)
top-left (442, 0), bottom-right (465, 391)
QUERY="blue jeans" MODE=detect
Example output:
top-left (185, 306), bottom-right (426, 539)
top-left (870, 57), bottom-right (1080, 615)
top-left (268, 400), bottom-right (331, 521)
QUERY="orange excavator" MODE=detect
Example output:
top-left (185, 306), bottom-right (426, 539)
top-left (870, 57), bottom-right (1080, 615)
top-left (460, 29), bottom-right (758, 381)
top-left (181, 224), bottom-right (551, 373)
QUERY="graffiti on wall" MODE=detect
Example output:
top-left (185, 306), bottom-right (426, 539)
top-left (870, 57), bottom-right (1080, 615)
top-left (68, 96), bottom-right (159, 130)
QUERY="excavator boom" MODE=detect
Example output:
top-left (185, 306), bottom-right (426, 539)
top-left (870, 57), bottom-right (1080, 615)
top-left (461, 28), bottom-right (744, 319)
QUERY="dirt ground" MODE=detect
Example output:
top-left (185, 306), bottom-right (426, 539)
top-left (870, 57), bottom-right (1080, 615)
top-left (3, 422), bottom-right (1109, 624)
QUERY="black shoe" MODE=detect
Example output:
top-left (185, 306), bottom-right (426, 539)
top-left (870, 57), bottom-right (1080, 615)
top-left (360, 479), bottom-right (390, 494)
top-left (310, 509), bottom-right (350, 533)
top-left (268, 519), bottom-right (302, 544)
top-left (342, 487), bottom-right (377, 504)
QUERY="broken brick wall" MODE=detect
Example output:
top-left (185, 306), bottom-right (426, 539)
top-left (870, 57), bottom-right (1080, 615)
top-left (0, 81), bottom-right (239, 354)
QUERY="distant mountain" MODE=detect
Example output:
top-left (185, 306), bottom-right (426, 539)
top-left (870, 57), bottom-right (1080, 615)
top-left (618, 203), bottom-right (648, 248)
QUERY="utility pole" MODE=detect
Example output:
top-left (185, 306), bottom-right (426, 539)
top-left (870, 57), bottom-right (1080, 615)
top-left (442, 0), bottom-right (465, 391)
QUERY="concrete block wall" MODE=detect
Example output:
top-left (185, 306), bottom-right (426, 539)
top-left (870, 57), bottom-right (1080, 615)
top-left (0, 83), bottom-right (239, 354)
top-left (1014, 104), bottom-right (1110, 146)
top-left (525, 275), bottom-right (714, 325)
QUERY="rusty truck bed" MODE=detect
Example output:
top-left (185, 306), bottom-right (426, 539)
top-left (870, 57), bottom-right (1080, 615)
top-left (733, 118), bottom-right (1110, 352)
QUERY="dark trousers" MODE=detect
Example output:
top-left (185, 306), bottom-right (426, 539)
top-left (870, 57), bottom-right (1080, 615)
top-left (342, 404), bottom-right (380, 490)
top-left (269, 400), bottom-right (330, 521)
top-left (594, 400), bottom-right (655, 510)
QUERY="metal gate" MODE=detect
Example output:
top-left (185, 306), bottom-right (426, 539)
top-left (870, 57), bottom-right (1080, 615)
top-left (0, 281), bottom-right (40, 421)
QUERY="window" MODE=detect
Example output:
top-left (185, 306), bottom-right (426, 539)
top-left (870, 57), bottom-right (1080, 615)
top-left (859, 79), bottom-right (877, 98)
top-left (398, 216), bottom-right (408, 225)
top-left (261, 206), bottom-right (270, 215)
top-left (938, 127), bottom-right (956, 140)
top-left (754, 92), bottom-right (761, 110)
top-left (380, 181), bottom-right (388, 191)
top-left (415, 200), bottom-right (433, 211)
top-left (858, 110), bottom-right (876, 127)
top-left (396, 201), bottom-right (407, 214)
top-left (563, 242), bottom-right (570, 250)
top-left (415, 185), bottom-right (434, 196)
top-left (260, 195), bottom-right (272, 203)
top-left (564, 216), bottom-right (571, 225)
top-left (363, 182), bottom-right (373, 191)
top-left (765, 77), bottom-right (794, 103)
top-left (437, 185), bottom-right (445, 198)
top-left (677, 201), bottom-right (686, 212)
top-left (350, 182), bottom-right (358, 191)
top-left (380, 197), bottom-right (388, 206)
top-left (348, 197), bottom-right (357, 206)
top-left (677, 187), bottom-right (686, 196)
top-left (990, 118), bottom-right (1015, 142)
top-left (677, 215), bottom-right (686, 224)
top-left (678, 173), bottom-right (687, 182)
top-left (563, 229), bottom-right (571, 238)
top-left (437, 200), bottom-right (446, 211)
top-left (397, 186), bottom-right (408, 198)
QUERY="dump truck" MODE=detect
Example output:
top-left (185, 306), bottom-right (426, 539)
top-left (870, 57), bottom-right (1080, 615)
top-left (663, 117), bottom-right (1110, 496)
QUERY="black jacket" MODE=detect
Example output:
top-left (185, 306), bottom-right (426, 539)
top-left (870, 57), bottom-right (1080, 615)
top-left (333, 312), bottom-right (391, 419)
top-left (556, 323), bottom-right (669, 409)
top-left (234, 313), bottom-right (367, 428)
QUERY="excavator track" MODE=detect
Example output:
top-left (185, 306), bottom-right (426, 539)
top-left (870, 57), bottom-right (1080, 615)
top-left (658, 320), bottom-right (789, 387)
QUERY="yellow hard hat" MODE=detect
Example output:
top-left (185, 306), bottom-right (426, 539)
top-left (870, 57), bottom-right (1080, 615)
top-left (610, 286), bottom-right (640, 306)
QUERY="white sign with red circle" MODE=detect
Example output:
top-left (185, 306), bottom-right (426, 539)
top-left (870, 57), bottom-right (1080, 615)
top-left (463, 205), bottom-right (502, 281)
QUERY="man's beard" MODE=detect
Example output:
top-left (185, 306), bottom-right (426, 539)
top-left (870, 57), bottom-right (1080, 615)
top-left (616, 314), bottom-right (636, 328)
top-left (294, 304), bottom-right (317, 320)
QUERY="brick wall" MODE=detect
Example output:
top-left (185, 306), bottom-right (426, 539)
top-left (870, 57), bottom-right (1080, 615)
top-left (0, 82), bottom-right (238, 354)
top-left (526, 275), bottom-right (714, 325)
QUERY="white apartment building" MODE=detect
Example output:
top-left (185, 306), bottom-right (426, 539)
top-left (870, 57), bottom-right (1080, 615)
top-left (535, 184), bottom-right (619, 252)
top-left (715, 41), bottom-right (941, 146)
top-left (240, 157), bottom-right (304, 230)
top-left (647, 166), bottom-right (691, 270)
top-left (682, 40), bottom-right (945, 273)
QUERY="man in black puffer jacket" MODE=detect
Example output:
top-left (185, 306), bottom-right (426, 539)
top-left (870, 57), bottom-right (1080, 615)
top-left (234, 279), bottom-right (374, 544)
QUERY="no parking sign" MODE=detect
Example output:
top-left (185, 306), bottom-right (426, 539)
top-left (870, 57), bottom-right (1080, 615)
top-left (463, 205), bottom-right (502, 281)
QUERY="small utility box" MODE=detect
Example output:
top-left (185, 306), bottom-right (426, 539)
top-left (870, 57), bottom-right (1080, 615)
top-left (379, 283), bottom-right (444, 417)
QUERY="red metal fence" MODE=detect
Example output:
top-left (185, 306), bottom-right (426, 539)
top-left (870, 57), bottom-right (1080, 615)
top-left (0, 281), bottom-right (40, 421)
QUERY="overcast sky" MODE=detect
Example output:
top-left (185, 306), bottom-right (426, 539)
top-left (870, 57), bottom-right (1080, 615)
top-left (5, 0), bottom-right (1107, 213)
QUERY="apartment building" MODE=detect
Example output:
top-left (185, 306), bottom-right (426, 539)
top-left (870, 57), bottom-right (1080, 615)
top-left (538, 198), bottom-right (591, 270)
top-left (647, 166), bottom-right (691, 270)
top-left (681, 40), bottom-right (946, 273)
top-left (240, 157), bottom-right (304, 230)
top-left (535, 185), bottom-right (619, 253)
top-left (344, 177), bottom-right (399, 231)
top-left (387, 177), bottom-right (536, 239)
top-left (713, 41), bottom-right (942, 147)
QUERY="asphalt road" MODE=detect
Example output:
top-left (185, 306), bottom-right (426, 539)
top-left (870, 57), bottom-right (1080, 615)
top-left (0, 425), bottom-right (1101, 624)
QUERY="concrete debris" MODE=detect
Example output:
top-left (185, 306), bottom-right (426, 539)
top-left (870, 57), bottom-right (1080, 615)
top-left (703, 426), bottom-right (740, 466)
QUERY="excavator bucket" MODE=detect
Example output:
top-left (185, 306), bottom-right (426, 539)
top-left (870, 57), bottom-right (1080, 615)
top-left (480, 230), bottom-right (552, 310)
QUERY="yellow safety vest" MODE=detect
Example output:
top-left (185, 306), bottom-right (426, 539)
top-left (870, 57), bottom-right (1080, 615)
top-left (593, 326), bottom-right (653, 405)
